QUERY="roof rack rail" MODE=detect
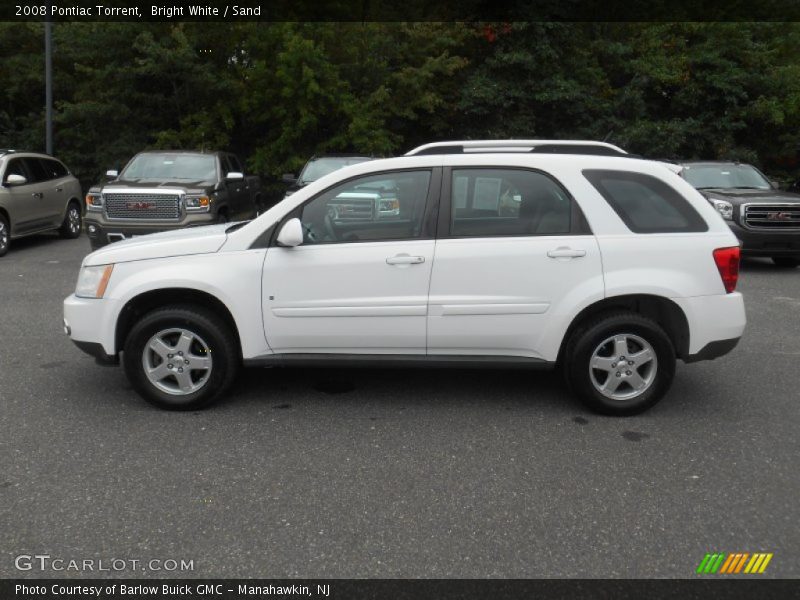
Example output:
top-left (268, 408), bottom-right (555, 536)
top-left (405, 139), bottom-right (628, 157)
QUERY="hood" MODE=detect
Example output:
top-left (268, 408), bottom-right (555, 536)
top-left (83, 223), bottom-right (231, 267)
top-left (699, 188), bottom-right (800, 205)
top-left (103, 178), bottom-right (216, 193)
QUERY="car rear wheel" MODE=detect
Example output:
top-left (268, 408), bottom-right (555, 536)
top-left (564, 312), bottom-right (676, 416)
top-left (123, 305), bottom-right (239, 410)
top-left (0, 214), bottom-right (9, 257)
top-left (59, 202), bottom-right (82, 239)
top-left (772, 256), bottom-right (799, 268)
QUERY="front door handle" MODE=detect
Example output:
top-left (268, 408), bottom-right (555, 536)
top-left (547, 247), bottom-right (586, 259)
top-left (32, 192), bottom-right (43, 199)
top-left (386, 254), bottom-right (425, 265)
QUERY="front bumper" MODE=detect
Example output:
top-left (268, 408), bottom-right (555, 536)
top-left (85, 212), bottom-right (217, 248)
top-left (63, 293), bottom-right (120, 361)
top-left (728, 221), bottom-right (800, 257)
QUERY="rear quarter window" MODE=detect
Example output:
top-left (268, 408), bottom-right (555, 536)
top-left (583, 169), bottom-right (708, 233)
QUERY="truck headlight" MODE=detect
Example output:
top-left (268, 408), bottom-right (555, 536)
top-left (75, 264), bottom-right (114, 298)
top-left (185, 195), bottom-right (210, 212)
top-left (85, 193), bottom-right (103, 211)
top-left (711, 199), bottom-right (733, 221)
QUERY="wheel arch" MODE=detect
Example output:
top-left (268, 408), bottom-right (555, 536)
top-left (115, 288), bottom-right (242, 358)
top-left (0, 206), bottom-right (10, 227)
top-left (557, 294), bottom-right (691, 364)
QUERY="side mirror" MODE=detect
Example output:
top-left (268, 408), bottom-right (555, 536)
top-left (770, 179), bottom-right (782, 190)
top-left (282, 173), bottom-right (296, 184)
top-left (226, 171), bottom-right (244, 181)
top-left (5, 173), bottom-right (27, 186)
top-left (106, 169), bottom-right (118, 178)
top-left (276, 217), bottom-right (304, 247)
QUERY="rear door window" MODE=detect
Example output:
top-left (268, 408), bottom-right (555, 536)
top-left (448, 168), bottom-right (576, 237)
top-left (42, 159), bottom-right (69, 179)
top-left (583, 169), bottom-right (708, 233)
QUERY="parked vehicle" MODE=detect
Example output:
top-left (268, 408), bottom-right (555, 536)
top-left (85, 150), bottom-right (262, 250)
top-left (678, 161), bottom-right (800, 267)
top-left (282, 154), bottom-right (373, 198)
top-left (64, 141), bottom-right (745, 415)
top-left (0, 150), bottom-right (83, 257)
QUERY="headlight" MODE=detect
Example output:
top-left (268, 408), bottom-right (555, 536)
top-left (185, 194), bottom-right (210, 211)
top-left (75, 264), bottom-right (114, 298)
top-left (85, 193), bottom-right (103, 210)
top-left (711, 199), bottom-right (733, 220)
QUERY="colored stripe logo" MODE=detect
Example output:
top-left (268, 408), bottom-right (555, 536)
top-left (696, 552), bottom-right (773, 574)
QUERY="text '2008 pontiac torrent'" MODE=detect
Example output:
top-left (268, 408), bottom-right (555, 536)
top-left (64, 141), bottom-right (746, 415)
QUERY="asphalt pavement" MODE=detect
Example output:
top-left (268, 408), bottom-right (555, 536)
top-left (1, 232), bottom-right (798, 578)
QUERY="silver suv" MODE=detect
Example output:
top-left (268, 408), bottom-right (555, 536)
top-left (0, 150), bottom-right (84, 257)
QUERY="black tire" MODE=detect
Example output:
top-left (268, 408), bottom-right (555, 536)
top-left (0, 213), bottom-right (9, 257)
top-left (564, 312), bottom-right (676, 416)
top-left (59, 201), bottom-right (82, 239)
top-left (123, 305), bottom-right (239, 410)
top-left (772, 256), bottom-right (799, 268)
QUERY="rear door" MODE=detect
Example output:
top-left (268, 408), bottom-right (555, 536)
top-left (427, 167), bottom-right (604, 360)
top-left (40, 158), bottom-right (70, 222)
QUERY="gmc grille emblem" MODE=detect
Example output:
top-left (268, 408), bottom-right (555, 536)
top-left (126, 202), bottom-right (154, 210)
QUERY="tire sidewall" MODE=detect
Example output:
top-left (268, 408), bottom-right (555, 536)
top-left (123, 308), bottom-right (237, 410)
top-left (568, 314), bottom-right (676, 416)
top-left (61, 202), bottom-right (82, 239)
top-left (0, 214), bottom-right (9, 257)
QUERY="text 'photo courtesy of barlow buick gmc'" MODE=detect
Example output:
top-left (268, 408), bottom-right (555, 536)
top-left (63, 141), bottom-right (747, 416)
top-left (679, 161), bottom-right (800, 268)
top-left (84, 150), bottom-right (262, 249)
top-left (0, 149), bottom-right (84, 257)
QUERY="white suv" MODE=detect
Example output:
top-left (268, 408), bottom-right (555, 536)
top-left (63, 141), bottom-right (746, 415)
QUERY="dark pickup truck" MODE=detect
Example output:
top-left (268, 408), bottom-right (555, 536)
top-left (679, 161), bottom-right (800, 267)
top-left (85, 150), bottom-right (262, 250)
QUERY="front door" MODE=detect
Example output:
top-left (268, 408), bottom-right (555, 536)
top-left (262, 168), bottom-right (439, 354)
top-left (427, 167), bottom-right (604, 360)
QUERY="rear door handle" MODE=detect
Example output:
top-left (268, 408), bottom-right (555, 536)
top-left (55, 187), bottom-right (63, 192)
top-left (547, 247), bottom-right (586, 259)
top-left (32, 192), bottom-right (43, 199)
top-left (386, 254), bottom-right (425, 265)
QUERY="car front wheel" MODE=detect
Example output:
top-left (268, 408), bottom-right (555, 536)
top-left (123, 305), bottom-right (239, 410)
top-left (565, 312), bottom-right (676, 416)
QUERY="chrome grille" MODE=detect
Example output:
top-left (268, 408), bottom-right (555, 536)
top-left (743, 204), bottom-right (800, 229)
top-left (104, 192), bottom-right (181, 220)
top-left (329, 198), bottom-right (375, 221)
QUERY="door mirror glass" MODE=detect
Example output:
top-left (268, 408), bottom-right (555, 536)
top-left (5, 173), bottom-right (27, 186)
top-left (282, 173), bottom-right (296, 184)
top-left (226, 171), bottom-right (244, 181)
top-left (276, 217), bottom-right (304, 247)
top-left (770, 179), bottom-right (782, 190)
top-left (106, 169), bottom-right (119, 178)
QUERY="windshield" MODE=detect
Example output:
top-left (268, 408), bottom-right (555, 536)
top-left (121, 153), bottom-right (217, 181)
top-left (299, 157), bottom-right (370, 184)
top-left (682, 164), bottom-right (771, 190)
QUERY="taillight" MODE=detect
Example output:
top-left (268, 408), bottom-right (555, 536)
top-left (713, 246), bottom-right (740, 293)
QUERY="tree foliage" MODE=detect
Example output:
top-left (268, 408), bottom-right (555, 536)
top-left (2, 22), bottom-right (800, 191)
